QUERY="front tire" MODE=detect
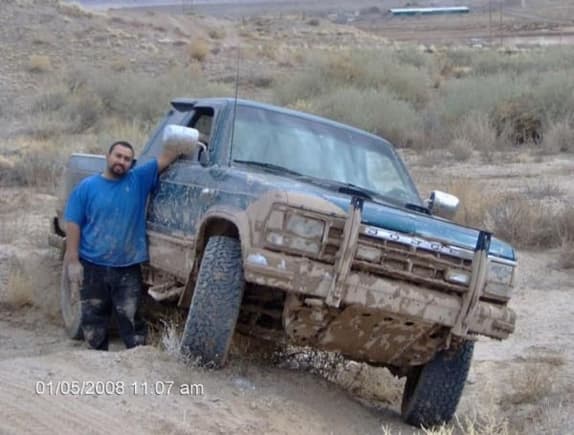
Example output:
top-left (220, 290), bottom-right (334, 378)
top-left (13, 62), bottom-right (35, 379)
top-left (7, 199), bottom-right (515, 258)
top-left (401, 340), bottom-right (474, 428)
top-left (60, 263), bottom-right (83, 339)
top-left (180, 236), bottom-right (244, 367)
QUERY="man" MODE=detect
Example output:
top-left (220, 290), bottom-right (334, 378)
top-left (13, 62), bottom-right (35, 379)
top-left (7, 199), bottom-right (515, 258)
top-left (64, 133), bottom-right (198, 350)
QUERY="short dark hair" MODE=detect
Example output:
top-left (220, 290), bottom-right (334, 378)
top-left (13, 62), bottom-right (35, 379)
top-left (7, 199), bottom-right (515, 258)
top-left (108, 141), bottom-right (134, 155)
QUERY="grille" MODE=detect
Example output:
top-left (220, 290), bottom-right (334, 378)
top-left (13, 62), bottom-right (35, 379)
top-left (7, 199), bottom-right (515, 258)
top-left (322, 223), bottom-right (473, 293)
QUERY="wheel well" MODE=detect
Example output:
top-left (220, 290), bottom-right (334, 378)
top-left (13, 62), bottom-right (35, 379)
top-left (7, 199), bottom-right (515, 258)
top-left (180, 218), bottom-right (241, 308)
top-left (199, 218), bottom-right (240, 250)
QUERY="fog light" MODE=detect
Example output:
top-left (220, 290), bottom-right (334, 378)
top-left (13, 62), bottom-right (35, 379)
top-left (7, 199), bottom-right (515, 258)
top-left (356, 245), bottom-right (382, 263)
top-left (445, 269), bottom-right (471, 286)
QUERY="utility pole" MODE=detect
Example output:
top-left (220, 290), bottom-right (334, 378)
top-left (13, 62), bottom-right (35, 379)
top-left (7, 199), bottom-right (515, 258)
top-left (489, 0), bottom-right (493, 45)
top-left (499, 0), bottom-right (503, 47)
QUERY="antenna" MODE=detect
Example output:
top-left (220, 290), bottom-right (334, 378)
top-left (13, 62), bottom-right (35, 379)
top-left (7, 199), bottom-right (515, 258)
top-left (229, 34), bottom-right (241, 160)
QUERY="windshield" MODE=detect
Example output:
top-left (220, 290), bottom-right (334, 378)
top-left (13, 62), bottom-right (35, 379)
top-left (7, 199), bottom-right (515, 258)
top-left (231, 105), bottom-right (421, 205)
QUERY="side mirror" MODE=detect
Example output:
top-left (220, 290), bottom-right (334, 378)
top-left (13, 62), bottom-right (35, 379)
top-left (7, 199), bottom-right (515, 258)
top-left (162, 125), bottom-right (200, 154)
top-left (427, 190), bottom-right (460, 220)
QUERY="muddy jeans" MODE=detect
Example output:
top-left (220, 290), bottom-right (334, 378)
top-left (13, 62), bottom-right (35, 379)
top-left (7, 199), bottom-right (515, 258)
top-left (80, 260), bottom-right (147, 350)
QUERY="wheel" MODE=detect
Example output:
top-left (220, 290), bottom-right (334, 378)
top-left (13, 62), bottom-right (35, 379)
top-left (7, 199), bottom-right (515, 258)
top-left (401, 340), bottom-right (474, 428)
top-left (60, 263), bottom-right (83, 339)
top-left (180, 236), bottom-right (245, 367)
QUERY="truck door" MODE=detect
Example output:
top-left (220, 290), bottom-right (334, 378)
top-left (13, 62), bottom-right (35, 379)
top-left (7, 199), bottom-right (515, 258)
top-left (145, 105), bottom-right (219, 279)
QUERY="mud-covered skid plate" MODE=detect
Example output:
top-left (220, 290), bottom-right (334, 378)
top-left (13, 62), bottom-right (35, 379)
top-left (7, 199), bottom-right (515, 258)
top-left (283, 295), bottom-right (446, 367)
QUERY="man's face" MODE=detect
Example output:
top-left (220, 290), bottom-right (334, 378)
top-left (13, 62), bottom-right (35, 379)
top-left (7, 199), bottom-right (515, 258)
top-left (107, 144), bottom-right (134, 177)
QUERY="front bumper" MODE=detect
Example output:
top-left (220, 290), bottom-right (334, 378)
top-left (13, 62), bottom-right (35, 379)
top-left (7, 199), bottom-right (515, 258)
top-left (244, 247), bottom-right (516, 341)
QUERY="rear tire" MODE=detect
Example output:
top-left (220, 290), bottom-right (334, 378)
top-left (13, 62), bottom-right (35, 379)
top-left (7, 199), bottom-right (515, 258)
top-left (401, 340), bottom-right (474, 428)
top-left (60, 263), bottom-right (83, 339)
top-left (180, 236), bottom-right (244, 368)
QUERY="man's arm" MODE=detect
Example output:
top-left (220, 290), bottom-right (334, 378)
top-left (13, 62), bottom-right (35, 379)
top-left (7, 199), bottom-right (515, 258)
top-left (157, 147), bottom-right (182, 173)
top-left (65, 222), bottom-right (83, 286)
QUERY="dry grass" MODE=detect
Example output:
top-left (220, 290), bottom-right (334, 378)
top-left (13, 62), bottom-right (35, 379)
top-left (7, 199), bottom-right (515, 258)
top-left (542, 118), bottom-right (574, 154)
top-left (447, 179), bottom-right (500, 229)
top-left (4, 266), bottom-right (34, 308)
top-left (489, 201), bottom-right (574, 249)
top-left (523, 182), bottom-right (565, 199)
top-left (11, 151), bottom-right (64, 190)
top-left (445, 179), bottom-right (574, 248)
top-left (275, 46), bottom-right (574, 154)
top-left (207, 28), bottom-right (225, 40)
top-left (26, 55), bottom-right (52, 73)
top-left (187, 38), bottom-right (210, 62)
top-left (301, 86), bottom-right (423, 147)
top-left (56, 1), bottom-right (93, 18)
top-left (449, 138), bottom-right (473, 162)
top-left (558, 243), bottom-right (574, 270)
top-left (3, 253), bottom-right (60, 320)
top-left (504, 364), bottom-right (555, 405)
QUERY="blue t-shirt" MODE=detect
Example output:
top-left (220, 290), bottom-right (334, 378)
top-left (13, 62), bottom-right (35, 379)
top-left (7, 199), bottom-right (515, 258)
top-left (64, 159), bottom-right (159, 267)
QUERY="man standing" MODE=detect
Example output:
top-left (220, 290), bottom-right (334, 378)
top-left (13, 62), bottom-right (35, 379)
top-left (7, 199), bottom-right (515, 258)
top-left (64, 133), bottom-right (197, 350)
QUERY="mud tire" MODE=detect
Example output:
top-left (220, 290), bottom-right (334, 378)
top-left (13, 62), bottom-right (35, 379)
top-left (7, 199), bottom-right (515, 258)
top-left (401, 340), bottom-right (474, 428)
top-left (180, 236), bottom-right (244, 368)
top-left (60, 263), bottom-right (83, 340)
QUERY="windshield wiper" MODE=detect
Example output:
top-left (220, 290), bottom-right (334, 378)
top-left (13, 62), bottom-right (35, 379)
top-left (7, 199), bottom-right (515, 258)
top-left (233, 160), bottom-right (304, 177)
top-left (306, 178), bottom-right (431, 214)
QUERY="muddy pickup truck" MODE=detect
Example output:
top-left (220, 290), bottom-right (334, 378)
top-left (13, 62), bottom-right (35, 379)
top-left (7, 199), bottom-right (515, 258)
top-left (49, 97), bottom-right (517, 427)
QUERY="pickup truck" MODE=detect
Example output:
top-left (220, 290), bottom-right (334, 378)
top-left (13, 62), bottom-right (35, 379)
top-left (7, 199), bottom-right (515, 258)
top-left (49, 97), bottom-right (517, 428)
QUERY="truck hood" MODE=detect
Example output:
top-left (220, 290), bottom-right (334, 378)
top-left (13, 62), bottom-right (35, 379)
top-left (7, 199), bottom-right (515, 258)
top-left (238, 168), bottom-right (516, 261)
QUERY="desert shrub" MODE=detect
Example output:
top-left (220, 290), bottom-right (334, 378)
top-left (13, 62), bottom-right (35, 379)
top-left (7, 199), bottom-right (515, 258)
top-left (95, 119), bottom-right (152, 154)
top-left (309, 87), bottom-right (423, 147)
top-left (455, 111), bottom-right (497, 150)
top-left (8, 146), bottom-right (65, 190)
top-left (27, 55), bottom-right (52, 73)
top-left (63, 92), bottom-right (103, 133)
top-left (471, 47), bottom-right (574, 77)
top-left (187, 38), bottom-right (210, 62)
top-left (19, 113), bottom-right (72, 140)
top-left (419, 108), bottom-right (452, 150)
top-left (449, 137), bottom-right (473, 162)
top-left (208, 28), bottom-right (226, 39)
top-left (274, 50), bottom-right (430, 108)
top-left (56, 1), bottom-right (92, 18)
top-left (438, 73), bottom-right (522, 125)
top-left (541, 118), bottom-right (574, 154)
top-left (492, 97), bottom-right (543, 145)
top-left (395, 46), bottom-right (429, 69)
top-left (489, 200), bottom-right (574, 248)
top-left (523, 182), bottom-right (565, 199)
top-left (61, 65), bottom-right (232, 124)
top-left (528, 70), bottom-right (574, 126)
top-left (558, 243), bottom-right (574, 270)
top-left (505, 364), bottom-right (554, 405)
top-left (33, 88), bottom-right (68, 113)
top-left (4, 265), bottom-right (34, 307)
top-left (447, 179), bottom-right (500, 228)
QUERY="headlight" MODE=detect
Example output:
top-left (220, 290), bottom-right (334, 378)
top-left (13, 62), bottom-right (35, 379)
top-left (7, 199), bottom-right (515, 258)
top-left (265, 212), bottom-right (325, 256)
top-left (484, 259), bottom-right (515, 301)
top-left (285, 214), bottom-right (325, 239)
top-left (488, 261), bottom-right (514, 286)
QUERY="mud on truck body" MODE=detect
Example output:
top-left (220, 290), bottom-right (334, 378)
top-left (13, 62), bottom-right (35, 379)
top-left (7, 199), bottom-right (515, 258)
top-left (49, 98), bottom-right (517, 427)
